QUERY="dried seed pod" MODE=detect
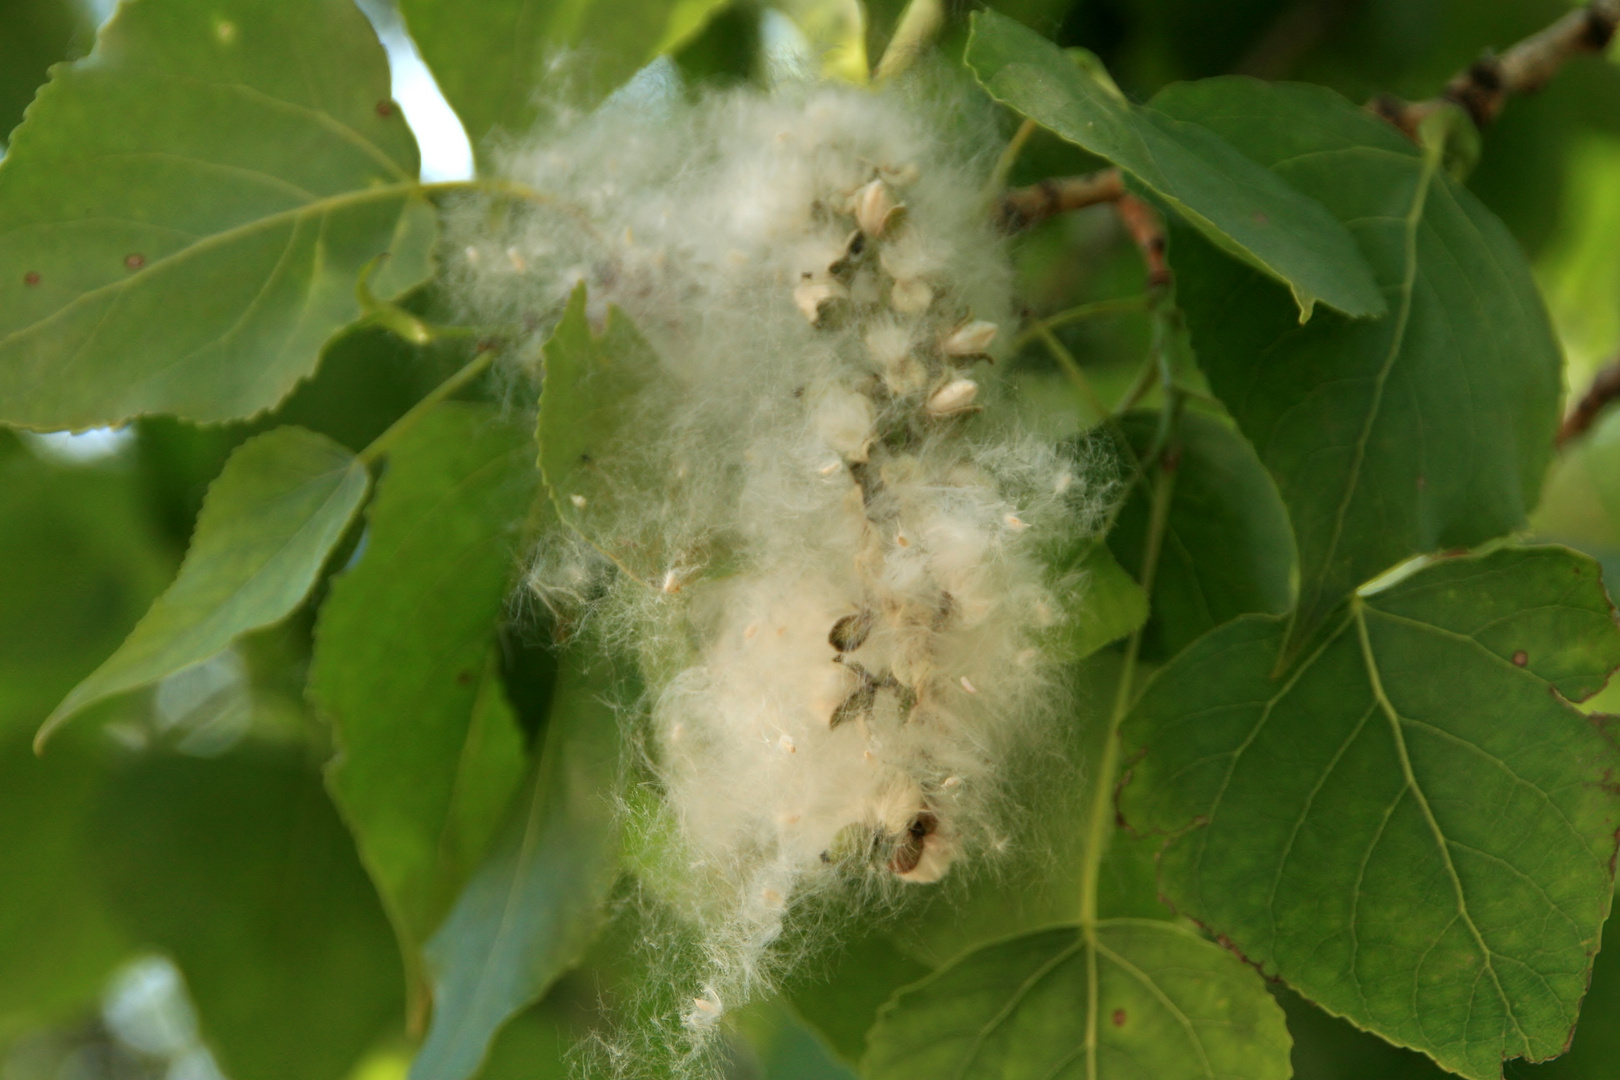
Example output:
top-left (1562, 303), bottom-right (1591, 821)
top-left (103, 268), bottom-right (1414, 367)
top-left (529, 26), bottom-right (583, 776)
top-left (853, 179), bottom-right (906, 238)
top-left (890, 277), bottom-right (933, 315)
top-left (926, 378), bottom-right (979, 417)
top-left (888, 811), bottom-right (937, 875)
top-left (829, 680), bottom-right (876, 729)
top-left (829, 230), bottom-right (868, 279)
top-left (829, 609), bottom-right (873, 652)
top-left (794, 276), bottom-right (849, 324)
top-left (941, 320), bottom-right (998, 358)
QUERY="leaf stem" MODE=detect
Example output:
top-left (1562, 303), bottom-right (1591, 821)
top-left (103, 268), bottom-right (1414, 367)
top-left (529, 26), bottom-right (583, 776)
top-left (873, 0), bottom-right (947, 82)
top-left (1013, 295), bottom-right (1148, 350)
top-left (988, 118), bottom-right (1038, 197)
top-left (358, 347), bottom-right (498, 467)
top-left (1078, 452), bottom-right (1176, 928)
top-left (1035, 323), bottom-right (1110, 422)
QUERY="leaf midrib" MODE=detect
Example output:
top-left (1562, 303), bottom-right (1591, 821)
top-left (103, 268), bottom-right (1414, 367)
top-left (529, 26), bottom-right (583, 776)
top-left (1353, 600), bottom-right (1533, 1060)
top-left (0, 182), bottom-right (422, 358)
top-left (1307, 135), bottom-right (1442, 622)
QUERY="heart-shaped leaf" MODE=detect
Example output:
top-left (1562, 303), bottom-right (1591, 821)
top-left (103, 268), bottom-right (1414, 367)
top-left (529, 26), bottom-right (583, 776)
top-left (1121, 546), bottom-right (1620, 1079)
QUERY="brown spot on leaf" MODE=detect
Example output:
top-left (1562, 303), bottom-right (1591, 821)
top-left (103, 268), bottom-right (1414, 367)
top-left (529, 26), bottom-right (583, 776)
top-left (22, 271), bottom-right (40, 286)
top-left (1111, 1008), bottom-right (1127, 1027)
top-left (1512, 650), bottom-right (1528, 667)
top-left (376, 100), bottom-right (395, 117)
top-left (124, 253), bottom-right (145, 270)
top-left (455, 669), bottom-right (474, 685)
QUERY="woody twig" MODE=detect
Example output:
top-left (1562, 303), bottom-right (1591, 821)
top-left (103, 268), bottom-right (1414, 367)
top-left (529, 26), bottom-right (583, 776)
top-left (1370, 0), bottom-right (1619, 138)
top-left (1558, 349), bottom-right (1620, 448)
top-left (996, 168), bottom-right (1125, 233)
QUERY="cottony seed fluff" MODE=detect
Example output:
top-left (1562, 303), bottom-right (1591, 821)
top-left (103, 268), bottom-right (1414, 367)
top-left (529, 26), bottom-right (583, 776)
top-left (448, 76), bottom-right (1105, 1064)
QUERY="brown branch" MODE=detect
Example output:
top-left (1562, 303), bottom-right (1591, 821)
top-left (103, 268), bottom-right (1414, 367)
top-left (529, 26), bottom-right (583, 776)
top-left (997, 168), bottom-right (1125, 232)
top-left (1371, 0), bottom-right (1619, 138)
top-left (1113, 193), bottom-right (1172, 290)
top-left (1559, 350), bottom-right (1620, 447)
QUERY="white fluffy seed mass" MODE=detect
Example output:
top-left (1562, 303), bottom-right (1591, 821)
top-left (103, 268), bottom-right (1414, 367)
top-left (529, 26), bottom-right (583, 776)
top-left (450, 77), bottom-right (1104, 1058)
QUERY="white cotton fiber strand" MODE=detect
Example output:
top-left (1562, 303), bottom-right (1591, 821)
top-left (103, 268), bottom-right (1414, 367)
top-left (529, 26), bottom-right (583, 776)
top-left (448, 78), bottom-right (1105, 1068)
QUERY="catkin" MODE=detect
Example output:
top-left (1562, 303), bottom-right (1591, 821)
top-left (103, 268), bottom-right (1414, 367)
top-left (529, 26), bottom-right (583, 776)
top-left (448, 74), bottom-right (1104, 1069)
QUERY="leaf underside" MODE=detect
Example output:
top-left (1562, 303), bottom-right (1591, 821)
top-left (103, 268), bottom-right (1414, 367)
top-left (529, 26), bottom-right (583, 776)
top-left (411, 653), bottom-right (624, 1080)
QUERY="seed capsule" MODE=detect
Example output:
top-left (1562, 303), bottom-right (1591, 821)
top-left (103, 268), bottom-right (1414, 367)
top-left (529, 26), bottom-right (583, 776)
top-left (795, 276), bottom-right (848, 325)
top-left (828, 610), bottom-right (873, 653)
top-left (854, 179), bottom-right (906, 238)
top-left (941, 320), bottom-right (998, 358)
top-left (891, 277), bottom-right (933, 315)
top-left (888, 811), bottom-right (937, 876)
top-left (926, 378), bottom-right (979, 417)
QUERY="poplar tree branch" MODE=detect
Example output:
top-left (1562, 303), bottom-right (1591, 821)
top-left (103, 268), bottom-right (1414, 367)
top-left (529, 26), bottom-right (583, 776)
top-left (1370, 0), bottom-right (1619, 138)
top-left (1558, 349), bottom-right (1620, 447)
top-left (1113, 192), bottom-right (1172, 289)
top-left (996, 168), bottom-right (1125, 232)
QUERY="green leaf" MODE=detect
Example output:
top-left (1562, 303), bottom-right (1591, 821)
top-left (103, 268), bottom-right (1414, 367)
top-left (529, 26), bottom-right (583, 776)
top-left (1152, 79), bottom-right (1563, 653)
top-left (1053, 540), bottom-right (1150, 661)
top-left (92, 747), bottom-right (403, 1080)
top-left (315, 403), bottom-right (536, 1007)
top-left (863, 920), bottom-right (1291, 1080)
top-left (0, 732), bottom-right (129, 1035)
top-left (397, 0), bottom-right (732, 151)
top-left (789, 930), bottom-right (932, 1063)
top-left (1120, 546), bottom-right (1620, 1079)
top-left (411, 653), bottom-right (625, 1080)
top-left (775, 0), bottom-right (869, 84)
top-left (964, 11), bottom-right (1383, 322)
top-left (0, 0), bottom-right (92, 146)
top-left (0, 451), bottom-right (173, 730)
top-left (1107, 409), bottom-right (1295, 659)
top-left (539, 284), bottom-right (725, 587)
top-left (41, 426), bottom-right (370, 746)
top-left (1521, 899), bottom-right (1620, 1078)
top-left (0, 0), bottom-right (435, 430)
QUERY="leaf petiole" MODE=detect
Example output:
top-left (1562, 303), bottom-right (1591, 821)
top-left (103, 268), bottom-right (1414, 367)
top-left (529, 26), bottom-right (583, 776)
top-left (358, 347), bottom-right (499, 468)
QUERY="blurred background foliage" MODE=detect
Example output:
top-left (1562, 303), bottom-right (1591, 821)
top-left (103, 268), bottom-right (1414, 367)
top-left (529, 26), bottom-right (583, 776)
top-left (1, 1), bottom-right (1617, 1079)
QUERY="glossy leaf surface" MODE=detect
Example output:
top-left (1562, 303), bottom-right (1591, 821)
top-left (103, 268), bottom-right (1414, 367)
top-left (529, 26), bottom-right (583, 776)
top-left (1121, 547), bottom-right (1620, 1078)
top-left (1154, 79), bottom-right (1563, 650)
top-left (966, 10), bottom-right (1383, 322)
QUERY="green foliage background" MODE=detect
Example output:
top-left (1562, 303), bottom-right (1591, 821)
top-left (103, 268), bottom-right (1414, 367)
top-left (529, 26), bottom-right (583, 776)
top-left (2, 1), bottom-right (1619, 1079)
